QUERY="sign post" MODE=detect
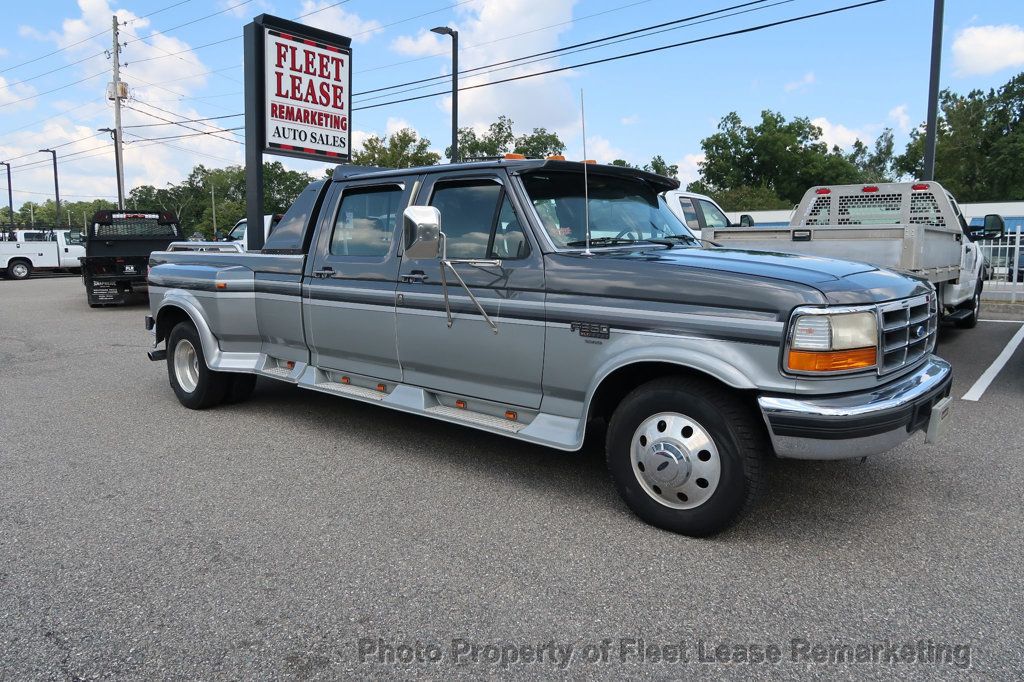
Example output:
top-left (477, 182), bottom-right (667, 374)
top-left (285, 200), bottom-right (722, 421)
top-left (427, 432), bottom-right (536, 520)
top-left (243, 15), bottom-right (352, 250)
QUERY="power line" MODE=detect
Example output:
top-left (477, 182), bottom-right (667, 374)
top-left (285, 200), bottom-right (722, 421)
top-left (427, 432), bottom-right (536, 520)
top-left (124, 0), bottom-right (255, 45)
top-left (120, 28), bottom-right (243, 85)
top-left (125, 126), bottom-right (244, 143)
top-left (122, 113), bottom-right (243, 128)
top-left (357, 0), bottom-right (652, 75)
top-left (0, 28), bottom-right (109, 74)
top-left (0, 69), bottom-right (108, 110)
top-left (297, 0), bottom-right (354, 19)
top-left (132, 0), bottom-right (196, 21)
top-left (130, 98), bottom-right (244, 136)
top-left (352, 0), bottom-right (888, 112)
top-left (2, 132), bottom-right (106, 163)
top-left (354, 0), bottom-right (788, 101)
top-left (1, 48), bottom-right (109, 91)
top-left (125, 101), bottom-right (243, 143)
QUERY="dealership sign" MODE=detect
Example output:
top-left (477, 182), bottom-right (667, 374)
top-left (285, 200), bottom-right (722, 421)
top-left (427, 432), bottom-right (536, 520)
top-left (245, 15), bottom-right (352, 163)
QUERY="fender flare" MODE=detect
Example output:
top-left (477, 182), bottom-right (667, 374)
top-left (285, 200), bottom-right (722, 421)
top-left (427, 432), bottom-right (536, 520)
top-left (156, 291), bottom-right (222, 369)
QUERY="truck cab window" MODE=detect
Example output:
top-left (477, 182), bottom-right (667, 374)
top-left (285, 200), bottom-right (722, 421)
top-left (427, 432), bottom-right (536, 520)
top-left (698, 199), bottom-right (730, 228)
top-left (331, 185), bottom-right (404, 256)
top-left (264, 180), bottom-right (326, 252)
top-left (428, 180), bottom-right (528, 260)
top-left (228, 221), bottom-right (246, 241)
top-left (677, 198), bottom-right (700, 230)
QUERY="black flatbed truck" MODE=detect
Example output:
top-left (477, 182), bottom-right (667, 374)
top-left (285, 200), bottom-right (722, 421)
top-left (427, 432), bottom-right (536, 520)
top-left (81, 210), bottom-right (182, 307)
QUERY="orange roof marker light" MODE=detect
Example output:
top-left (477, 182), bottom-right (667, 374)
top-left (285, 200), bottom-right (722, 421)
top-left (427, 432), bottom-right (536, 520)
top-left (582, 159), bottom-right (597, 164)
top-left (545, 155), bottom-right (565, 161)
top-left (504, 153), bottom-right (526, 160)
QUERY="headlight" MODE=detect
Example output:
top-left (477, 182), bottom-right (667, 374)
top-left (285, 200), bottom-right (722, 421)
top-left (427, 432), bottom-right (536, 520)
top-left (788, 310), bottom-right (878, 373)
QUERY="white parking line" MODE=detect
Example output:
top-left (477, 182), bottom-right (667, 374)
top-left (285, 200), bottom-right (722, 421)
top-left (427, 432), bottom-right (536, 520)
top-left (962, 322), bottom-right (1024, 401)
top-left (979, 319), bottom-right (1024, 323)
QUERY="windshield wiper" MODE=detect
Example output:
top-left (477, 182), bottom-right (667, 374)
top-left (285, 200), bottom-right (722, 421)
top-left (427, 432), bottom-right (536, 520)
top-left (564, 236), bottom-right (639, 247)
top-left (649, 234), bottom-right (720, 248)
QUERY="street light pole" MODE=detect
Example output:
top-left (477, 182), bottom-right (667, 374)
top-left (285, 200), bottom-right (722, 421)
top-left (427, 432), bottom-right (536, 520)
top-left (922, 0), bottom-right (944, 181)
top-left (38, 149), bottom-right (60, 229)
top-left (431, 26), bottom-right (459, 163)
top-left (0, 161), bottom-right (12, 227)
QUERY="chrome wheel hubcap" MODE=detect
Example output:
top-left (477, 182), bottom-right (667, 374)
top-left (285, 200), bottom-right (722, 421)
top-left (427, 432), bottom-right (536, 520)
top-left (631, 412), bottom-right (721, 510)
top-left (173, 339), bottom-right (200, 393)
top-left (12, 264), bottom-right (28, 278)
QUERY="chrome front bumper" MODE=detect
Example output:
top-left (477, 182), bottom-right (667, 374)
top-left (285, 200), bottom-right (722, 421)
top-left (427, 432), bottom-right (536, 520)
top-left (758, 356), bottom-right (953, 460)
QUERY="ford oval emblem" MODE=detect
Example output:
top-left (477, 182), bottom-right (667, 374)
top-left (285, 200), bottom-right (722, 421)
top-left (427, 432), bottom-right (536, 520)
top-left (913, 325), bottom-right (927, 339)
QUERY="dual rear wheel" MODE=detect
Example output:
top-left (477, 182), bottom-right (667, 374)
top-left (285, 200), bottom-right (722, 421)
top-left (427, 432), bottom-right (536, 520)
top-left (167, 322), bottom-right (257, 409)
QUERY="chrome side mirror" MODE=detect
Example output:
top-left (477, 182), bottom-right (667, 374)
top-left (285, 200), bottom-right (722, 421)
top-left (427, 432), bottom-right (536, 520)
top-left (403, 206), bottom-right (441, 259)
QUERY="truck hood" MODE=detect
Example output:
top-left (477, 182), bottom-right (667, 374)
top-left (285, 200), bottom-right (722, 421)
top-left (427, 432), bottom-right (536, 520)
top-left (545, 245), bottom-right (932, 316)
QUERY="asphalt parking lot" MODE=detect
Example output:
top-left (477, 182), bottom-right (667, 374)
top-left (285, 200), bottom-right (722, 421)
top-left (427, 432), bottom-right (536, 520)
top-left (2, 278), bottom-right (1023, 679)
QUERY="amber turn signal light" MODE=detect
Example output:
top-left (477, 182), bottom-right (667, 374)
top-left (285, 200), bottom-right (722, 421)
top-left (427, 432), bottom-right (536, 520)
top-left (788, 347), bottom-right (876, 372)
top-left (455, 400), bottom-right (467, 409)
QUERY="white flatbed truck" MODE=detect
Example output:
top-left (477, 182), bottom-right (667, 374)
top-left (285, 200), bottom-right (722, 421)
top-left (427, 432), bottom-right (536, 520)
top-left (704, 182), bottom-right (1005, 328)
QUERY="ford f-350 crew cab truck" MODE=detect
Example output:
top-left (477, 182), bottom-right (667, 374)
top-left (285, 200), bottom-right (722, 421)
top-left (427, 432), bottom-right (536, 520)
top-left (145, 159), bottom-right (953, 536)
top-left (703, 182), bottom-right (1005, 329)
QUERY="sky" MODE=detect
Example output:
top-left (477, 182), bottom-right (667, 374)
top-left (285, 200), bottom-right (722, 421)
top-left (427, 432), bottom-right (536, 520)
top-left (0, 0), bottom-right (1022, 212)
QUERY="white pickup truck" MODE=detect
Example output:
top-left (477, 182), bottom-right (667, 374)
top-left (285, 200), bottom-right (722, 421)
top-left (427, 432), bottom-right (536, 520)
top-left (703, 182), bottom-right (1005, 328)
top-left (1, 229), bottom-right (85, 280)
top-left (220, 215), bottom-right (282, 251)
top-left (662, 189), bottom-right (754, 239)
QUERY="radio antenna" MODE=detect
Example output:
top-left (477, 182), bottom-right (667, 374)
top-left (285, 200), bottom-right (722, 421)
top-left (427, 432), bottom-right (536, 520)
top-left (580, 89), bottom-right (592, 256)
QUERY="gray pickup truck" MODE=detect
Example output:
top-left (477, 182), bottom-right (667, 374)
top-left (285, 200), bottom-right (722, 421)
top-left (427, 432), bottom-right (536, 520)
top-left (145, 159), bottom-right (952, 536)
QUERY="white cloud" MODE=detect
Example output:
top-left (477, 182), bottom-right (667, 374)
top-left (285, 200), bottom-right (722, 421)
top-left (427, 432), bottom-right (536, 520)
top-left (888, 104), bottom-right (910, 132)
top-left (952, 24), bottom-right (1024, 76)
top-left (392, 0), bottom-right (582, 141)
top-left (811, 117), bottom-right (868, 149)
top-left (675, 153), bottom-right (705, 186)
top-left (4, 0), bottom-right (244, 204)
top-left (0, 76), bottom-right (38, 110)
top-left (298, 1), bottom-right (383, 43)
top-left (784, 71), bottom-right (815, 93)
top-left (385, 117), bottom-right (412, 136)
top-left (585, 136), bottom-right (625, 164)
top-left (620, 114), bottom-right (639, 126)
top-left (391, 30), bottom-right (446, 57)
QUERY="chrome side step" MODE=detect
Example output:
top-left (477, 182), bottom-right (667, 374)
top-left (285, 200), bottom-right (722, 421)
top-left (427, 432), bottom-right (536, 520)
top-left (313, 381), bottom-right (387, 401)
top-left (426, 405), bottom-right (525, 433)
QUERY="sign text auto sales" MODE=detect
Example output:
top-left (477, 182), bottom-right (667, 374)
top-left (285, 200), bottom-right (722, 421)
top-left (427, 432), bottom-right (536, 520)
top-left (264, 29), bottom-right (351, 158)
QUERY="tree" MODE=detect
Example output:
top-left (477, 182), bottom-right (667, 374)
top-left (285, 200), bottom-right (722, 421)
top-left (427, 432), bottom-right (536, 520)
top-left (896, 72), bottom-right (1024, 201)
top-left (693, 110), bottom-right (863, 204)
top-left (645, 155), bottom-right (678, 179)
top-left (847, 128), bottom-right (895, 183)
top-left (513, 127), bottom-right (565, 158)
top-left (687, 184), bottom-right (792, 212)
top-left (445, 116), bottom-right (566, 160)
top-left (353, 128), bottom-right (440, 168)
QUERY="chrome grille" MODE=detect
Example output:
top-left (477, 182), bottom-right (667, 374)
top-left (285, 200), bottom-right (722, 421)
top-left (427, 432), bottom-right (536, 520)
top-left (877, 293), bottom-right (938, 375)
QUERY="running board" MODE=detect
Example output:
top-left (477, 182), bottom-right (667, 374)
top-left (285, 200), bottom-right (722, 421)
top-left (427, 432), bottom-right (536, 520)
top-left (293, 366), bottom-right (581, 450)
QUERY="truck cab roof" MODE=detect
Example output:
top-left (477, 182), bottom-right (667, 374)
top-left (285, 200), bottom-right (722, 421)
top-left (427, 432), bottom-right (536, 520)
top-left (330, 158), bottom-right (681, 192)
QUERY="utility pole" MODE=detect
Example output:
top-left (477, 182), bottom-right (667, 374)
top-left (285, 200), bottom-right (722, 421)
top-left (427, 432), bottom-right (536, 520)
top-left (38, 149), bottom-right (60, 230)
top-left (110, 15), bottom-right (127, 209)
top-left (66, 209), bottom-right (71, 228)
top-left (210, 182), bottom-right (217, 239)
top-left (0, 161), bottom-right (12, 228)
top-left (922, 0), bottom-right (944, 181)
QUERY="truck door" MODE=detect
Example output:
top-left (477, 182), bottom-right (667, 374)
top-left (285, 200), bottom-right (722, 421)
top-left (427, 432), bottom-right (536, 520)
top-left (303, 179), bottom-right (410, 381)
top-left (396, 172), bottom-right (545, 409)
top-left (947, 193), bottom-right (978, 278)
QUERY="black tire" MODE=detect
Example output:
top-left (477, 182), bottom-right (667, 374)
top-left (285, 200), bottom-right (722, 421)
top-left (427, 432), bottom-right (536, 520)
top-left (7, 259), bottom-right (31, 280)
top-left (166, 322), bottom-right (229, 409)
top-left (606, 376), bottom-right (766, 537)
top-left (955, 279), bottom-right (982, 329)
top-left (224, 374), bottom-right (258, 404)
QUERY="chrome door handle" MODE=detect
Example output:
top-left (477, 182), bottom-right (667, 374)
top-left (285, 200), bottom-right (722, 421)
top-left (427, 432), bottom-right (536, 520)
top-left (401, 270), bottom-right (428, 283)
top-left (312, 267), bottom-right (335, 278)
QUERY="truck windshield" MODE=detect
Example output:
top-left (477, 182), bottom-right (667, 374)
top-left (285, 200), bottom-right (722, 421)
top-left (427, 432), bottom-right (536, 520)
top-left (521, 171), bottom-right (691, 248)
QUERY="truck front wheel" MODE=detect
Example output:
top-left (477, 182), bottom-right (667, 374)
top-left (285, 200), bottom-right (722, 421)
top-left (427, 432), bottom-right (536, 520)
top-left (955, 278), bottom-right (982, 329)
top-left (167, 322), bottom-right (229, 409)
top-left (606, 377), bottom-right (765, 536)
top-left (7, 259), bottom-right (31, 280)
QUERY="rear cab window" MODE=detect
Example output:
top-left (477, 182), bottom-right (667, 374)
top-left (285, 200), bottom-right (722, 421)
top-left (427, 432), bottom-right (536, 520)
top-left (263, 180), bottom-right (328, 253)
